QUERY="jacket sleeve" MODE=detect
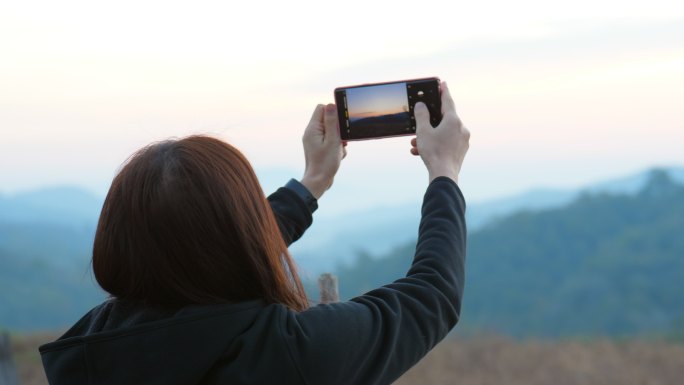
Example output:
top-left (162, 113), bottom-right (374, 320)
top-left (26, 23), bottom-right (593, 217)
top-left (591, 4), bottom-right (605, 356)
top-left (281, 177), bottom-right (467, 385)
top-left (268, 187), bottom-right (314, 246)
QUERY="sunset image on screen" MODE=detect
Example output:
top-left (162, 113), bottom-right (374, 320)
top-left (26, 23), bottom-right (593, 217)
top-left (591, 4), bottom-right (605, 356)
top-left (346, 82), bottom-right (411, 136)
top-left (347, 82), bottom-right (409, 121)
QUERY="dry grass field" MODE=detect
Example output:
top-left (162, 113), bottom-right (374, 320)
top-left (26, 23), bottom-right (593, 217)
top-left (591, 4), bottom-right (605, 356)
top-left (397, 336), bottom-right (684, 385)
top-left (9, 334), bottom-right (684, 385)
top-left (10, 333), bottom-right (54, 385)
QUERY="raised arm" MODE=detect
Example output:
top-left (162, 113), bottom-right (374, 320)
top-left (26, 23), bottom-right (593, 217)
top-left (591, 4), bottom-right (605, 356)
top-left (281, 81), bottom-right (471, 384)
top-left (267, 183), bottom-right (315, 246)
top-left (268, 103), bottom-right (346, 246)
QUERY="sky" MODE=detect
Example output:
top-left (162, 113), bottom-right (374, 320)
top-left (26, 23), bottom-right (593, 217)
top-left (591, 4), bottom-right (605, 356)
top-left (1, 0), bottom-right (683, 215)
top-left (346, 82), bottom-right (408, 120)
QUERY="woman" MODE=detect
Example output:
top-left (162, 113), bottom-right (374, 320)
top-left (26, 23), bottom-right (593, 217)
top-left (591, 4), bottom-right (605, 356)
top-left (39, 82), bottom-right (470, 385)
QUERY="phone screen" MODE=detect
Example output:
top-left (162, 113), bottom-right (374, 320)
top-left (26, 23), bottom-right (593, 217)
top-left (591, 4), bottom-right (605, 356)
top-left (335, 77), bottom-right (441, 140)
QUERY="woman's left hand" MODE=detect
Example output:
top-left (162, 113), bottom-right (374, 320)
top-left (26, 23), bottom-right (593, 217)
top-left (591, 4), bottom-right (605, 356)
top-left (300, 103), bottom-right (347, 199)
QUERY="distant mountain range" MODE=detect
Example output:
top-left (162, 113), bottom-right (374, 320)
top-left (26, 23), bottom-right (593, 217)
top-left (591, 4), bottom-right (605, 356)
top-left (467, 166), bottom-right (684, 229)
top-left (291, 166), bottom-right (684, 274)
top-left (1, 166), bottom-right (683, 331)
top-left (0, 186), bottom-right (102, 228)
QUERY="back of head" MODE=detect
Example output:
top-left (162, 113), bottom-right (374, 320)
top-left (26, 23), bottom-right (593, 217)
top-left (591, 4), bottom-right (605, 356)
top-left (92, 135), bottom-right (308, 311)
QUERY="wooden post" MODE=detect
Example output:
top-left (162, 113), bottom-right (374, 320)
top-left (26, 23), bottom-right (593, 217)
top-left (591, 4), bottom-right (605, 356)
top-left (0, 332), bottom-right (20, 385)
top-left (317, 273), bottom-right (339, 304)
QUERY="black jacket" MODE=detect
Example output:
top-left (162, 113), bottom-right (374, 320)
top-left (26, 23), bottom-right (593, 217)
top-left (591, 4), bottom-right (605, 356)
top-left (39, 177), bottom-right (467, 385)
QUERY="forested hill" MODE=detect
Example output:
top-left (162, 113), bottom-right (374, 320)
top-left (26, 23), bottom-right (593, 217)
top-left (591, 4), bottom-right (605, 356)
top-left (336, 169), bottom-right (684, 338)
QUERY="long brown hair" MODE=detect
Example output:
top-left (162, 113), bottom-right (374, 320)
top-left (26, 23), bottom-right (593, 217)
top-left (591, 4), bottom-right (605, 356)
top-left (92, 135), bottom-right (308, 311)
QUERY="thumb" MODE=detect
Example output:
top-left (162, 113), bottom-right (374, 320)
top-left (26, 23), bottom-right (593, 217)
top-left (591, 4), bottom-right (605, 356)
top-left (414, 102), bottom-right (431, 136)
top-left (306, 104), bottom-right (325, 133)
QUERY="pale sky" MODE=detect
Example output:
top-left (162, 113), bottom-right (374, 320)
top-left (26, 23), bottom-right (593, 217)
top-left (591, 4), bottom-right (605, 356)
top-left (1, 0), bottom-right (683, 213)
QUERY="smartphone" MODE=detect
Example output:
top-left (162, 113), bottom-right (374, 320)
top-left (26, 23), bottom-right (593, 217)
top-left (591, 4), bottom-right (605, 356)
top-left (334, 77), bottom-right (442, 141)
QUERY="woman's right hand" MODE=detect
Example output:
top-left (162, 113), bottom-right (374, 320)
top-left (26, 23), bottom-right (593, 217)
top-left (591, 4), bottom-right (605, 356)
top-left (410, 82), bottom-right (470, 184)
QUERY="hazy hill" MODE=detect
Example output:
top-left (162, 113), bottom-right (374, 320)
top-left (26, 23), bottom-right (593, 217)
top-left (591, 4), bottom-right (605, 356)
top-left (336, 169), bottom-right (684, 337)
top-left (466, 165), bottom-right (684, 229)
top-left (0, 186), bottom-right (102, 227)
top-left (0, 246), bottom-right (105, 329)
top-left (0, 187), bottom-right (105, 329)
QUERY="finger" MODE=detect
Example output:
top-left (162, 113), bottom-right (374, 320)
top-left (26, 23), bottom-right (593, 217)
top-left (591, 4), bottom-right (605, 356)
top-left (410, 147), bottom-right (419, 156)
top-left (440, 81), bottom-right (456, 115)
top-left (323, 103), bottom-right (340, 141)
top-left (305, 104), bottom-right (325, 135)
top-left (410, 137), bottom-right (417, 147)
top-left (414, 102), bottom-right (431, 135)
